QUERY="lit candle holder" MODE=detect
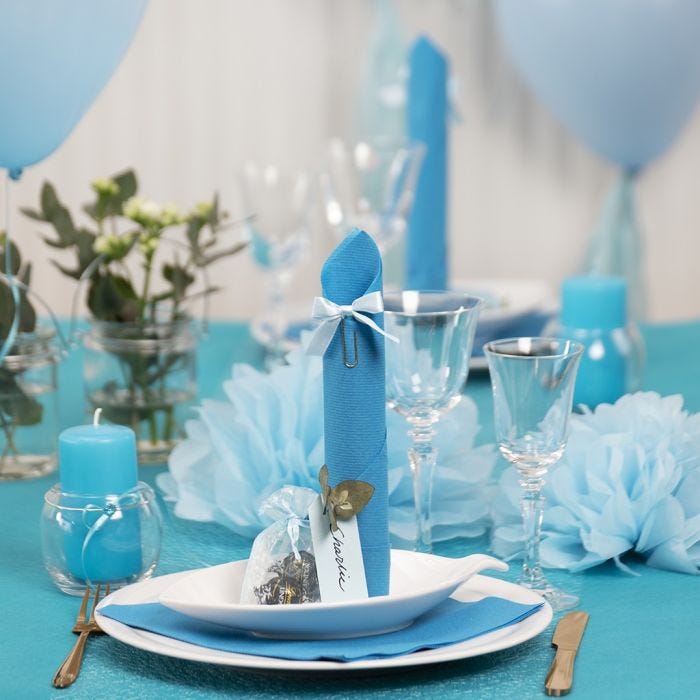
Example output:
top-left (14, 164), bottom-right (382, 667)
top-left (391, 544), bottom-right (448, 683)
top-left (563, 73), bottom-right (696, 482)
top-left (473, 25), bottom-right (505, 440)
top-left (59, 409), bottom-right (142, 583)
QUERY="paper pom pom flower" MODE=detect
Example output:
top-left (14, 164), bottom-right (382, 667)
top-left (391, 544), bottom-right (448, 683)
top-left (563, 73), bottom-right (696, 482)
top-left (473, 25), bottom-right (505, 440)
top-left (491, 392), bottom-right (700, 574)
top-left (158, 342), bottom-right (496, 543)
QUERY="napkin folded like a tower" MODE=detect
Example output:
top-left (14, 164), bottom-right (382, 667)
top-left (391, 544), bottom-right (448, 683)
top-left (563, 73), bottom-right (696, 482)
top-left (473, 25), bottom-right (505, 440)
top-left (321, 229), bottom-right (390, 596)
top-left (406, 35), bottom-right (448, 291)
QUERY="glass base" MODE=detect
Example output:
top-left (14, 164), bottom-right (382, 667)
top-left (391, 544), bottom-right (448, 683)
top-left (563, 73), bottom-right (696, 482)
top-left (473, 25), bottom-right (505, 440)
top-left (0, 454), bottom-right (56, 481)
top-left (45, 562), bottom-right (158, 596)
top-left (519, 578), bottom-right (579, 612)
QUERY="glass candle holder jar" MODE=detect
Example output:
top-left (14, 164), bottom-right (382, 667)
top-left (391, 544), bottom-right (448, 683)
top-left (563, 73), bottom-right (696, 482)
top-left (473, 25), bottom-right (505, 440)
top-left (550, 276), bottom-right (643, 408)
top-left (0, 327), bottom-right (61, 481)
top-left (83, 317), bottom-right (197, 465)
top-left (41, 481), bottom-right (162, 595)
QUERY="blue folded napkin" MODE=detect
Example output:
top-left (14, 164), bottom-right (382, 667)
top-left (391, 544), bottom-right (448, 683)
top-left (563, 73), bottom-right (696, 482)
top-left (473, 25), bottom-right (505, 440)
top-left (406, 35), bottom-right (448, 291)
top-left (99, 596), bottom-right (543, 662)
top-left (321, 230), bottom-right (390, 596)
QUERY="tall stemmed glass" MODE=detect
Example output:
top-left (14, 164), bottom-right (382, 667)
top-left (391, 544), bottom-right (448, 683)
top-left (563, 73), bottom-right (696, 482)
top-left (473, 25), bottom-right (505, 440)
top-left (385, 291), bottom-right (483, 553)
top-left (239, 164), bottom-right (310, 364)
top-left (484, 337), bottom-right (583, 611)
top-left (320, 139), bottom-right (425, 254)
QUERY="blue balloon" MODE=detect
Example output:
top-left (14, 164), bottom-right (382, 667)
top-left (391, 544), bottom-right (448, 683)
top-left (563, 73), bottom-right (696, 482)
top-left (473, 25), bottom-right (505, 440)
top-left (495, 0), bottom-right (700, 169)
top-left (0, 0), bottom-right (147, 174)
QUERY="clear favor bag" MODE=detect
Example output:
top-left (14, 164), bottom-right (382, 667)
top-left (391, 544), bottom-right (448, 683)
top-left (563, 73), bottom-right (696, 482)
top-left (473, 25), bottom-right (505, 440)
top-left (239, 486), bottom-right (320, 605)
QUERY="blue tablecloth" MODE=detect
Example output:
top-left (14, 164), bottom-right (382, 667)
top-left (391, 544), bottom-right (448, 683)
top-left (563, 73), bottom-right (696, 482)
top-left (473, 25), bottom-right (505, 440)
top-left (2, 321), bottom-right (700, 699)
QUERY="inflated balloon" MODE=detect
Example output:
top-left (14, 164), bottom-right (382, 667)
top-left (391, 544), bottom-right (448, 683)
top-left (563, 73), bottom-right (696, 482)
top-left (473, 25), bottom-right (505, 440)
top-left (0, 0), bottom-right (148, 176)
top-left (495, 0), bottom-right (700, 169)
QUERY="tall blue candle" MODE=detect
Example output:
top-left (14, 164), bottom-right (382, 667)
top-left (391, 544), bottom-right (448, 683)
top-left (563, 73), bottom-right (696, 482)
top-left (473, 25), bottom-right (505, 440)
top-left (406, 35), bottom-right (448, 290)
top-left (59, 411), bottom-right (141, 582)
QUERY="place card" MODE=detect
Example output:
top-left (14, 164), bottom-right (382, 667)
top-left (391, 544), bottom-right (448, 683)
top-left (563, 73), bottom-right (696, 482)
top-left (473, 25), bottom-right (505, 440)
top-left (308, 495), bottom-right (368, 603)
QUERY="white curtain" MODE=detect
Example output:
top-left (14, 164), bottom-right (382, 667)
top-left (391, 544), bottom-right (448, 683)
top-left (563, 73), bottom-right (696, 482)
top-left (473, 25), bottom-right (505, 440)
top-left (8, 0), bottom-right (700, 321)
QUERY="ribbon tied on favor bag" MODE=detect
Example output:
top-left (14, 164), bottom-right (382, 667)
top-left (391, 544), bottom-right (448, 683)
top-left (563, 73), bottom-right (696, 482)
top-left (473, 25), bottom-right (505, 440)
top-left (307, 290), bottom-right (398, 360)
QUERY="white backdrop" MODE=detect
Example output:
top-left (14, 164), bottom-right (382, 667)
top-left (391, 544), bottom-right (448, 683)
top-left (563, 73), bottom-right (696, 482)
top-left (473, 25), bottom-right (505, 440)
top-left (5, 0), bottom-right (700, 321)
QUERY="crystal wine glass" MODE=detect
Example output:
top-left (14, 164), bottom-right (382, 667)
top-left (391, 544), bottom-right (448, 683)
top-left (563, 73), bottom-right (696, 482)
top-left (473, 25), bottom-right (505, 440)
top-left (239, 163), bottom-right (310, 364)
top-left (320, 138), bottom-right (425, 253)
top-left (484, 337), bottom-right (583, 611)
top-left (384, 291), bottom-right (483, 553)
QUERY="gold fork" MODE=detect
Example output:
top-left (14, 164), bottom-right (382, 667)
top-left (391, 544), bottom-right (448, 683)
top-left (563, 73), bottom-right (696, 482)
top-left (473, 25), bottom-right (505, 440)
top-left (52, 584), bottom-right (110, 689)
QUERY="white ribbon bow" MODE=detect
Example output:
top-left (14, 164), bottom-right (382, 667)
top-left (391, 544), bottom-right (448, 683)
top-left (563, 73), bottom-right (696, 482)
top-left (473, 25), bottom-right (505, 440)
top-left (306, 291), bottom-right (398, 357)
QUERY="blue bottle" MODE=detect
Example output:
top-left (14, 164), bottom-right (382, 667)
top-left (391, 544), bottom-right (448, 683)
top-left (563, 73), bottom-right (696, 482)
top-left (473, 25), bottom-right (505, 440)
top-left (556, 276), bottom-right (643, 408)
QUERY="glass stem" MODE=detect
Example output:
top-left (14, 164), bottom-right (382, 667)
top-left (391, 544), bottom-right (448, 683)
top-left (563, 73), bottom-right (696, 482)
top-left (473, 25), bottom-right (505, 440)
top-left (407, 419), bottom-right (437, 554)
top-left (518, 474), bottom-right (547, 589)
top-left (266, 270), bottom-right (288, 360)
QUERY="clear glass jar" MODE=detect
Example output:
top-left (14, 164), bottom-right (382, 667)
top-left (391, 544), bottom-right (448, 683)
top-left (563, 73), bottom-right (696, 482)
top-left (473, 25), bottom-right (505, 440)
top-left (41, 482), bottom-right (162, 595)
top-left (83, 317), bottom-right (197, 465)
top-left (0, 327), bottom-right (60, 480)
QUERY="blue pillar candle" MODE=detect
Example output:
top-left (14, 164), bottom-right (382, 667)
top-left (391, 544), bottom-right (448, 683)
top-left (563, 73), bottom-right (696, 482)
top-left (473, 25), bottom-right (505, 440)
top-left (59, 411), bottom-right (141, 583)
top-left (559, 276), bottom-right (642, 407)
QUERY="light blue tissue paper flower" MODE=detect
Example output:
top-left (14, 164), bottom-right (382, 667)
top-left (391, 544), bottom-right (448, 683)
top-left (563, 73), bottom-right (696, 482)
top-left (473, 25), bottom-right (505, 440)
top-left (159, 341), bottom-right (496, 543)
top-left (491, 392), bottom-right (700, 574)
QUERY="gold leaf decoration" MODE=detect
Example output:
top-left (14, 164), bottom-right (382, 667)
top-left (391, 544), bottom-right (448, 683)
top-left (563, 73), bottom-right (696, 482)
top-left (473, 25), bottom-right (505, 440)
top-left (318, 465), bottom-right (375, 531)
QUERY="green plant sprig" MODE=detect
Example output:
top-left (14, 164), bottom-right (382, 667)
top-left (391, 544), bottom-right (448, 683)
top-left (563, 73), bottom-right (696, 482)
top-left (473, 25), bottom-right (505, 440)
top-left (22, 169), bottom-right (246, 326)
top-left (0, 233), bottom-right (43, 450)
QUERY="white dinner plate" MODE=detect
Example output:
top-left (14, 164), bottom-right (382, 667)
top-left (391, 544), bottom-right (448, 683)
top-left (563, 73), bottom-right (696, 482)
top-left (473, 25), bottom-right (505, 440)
top-left (95, 571), bottom-right (552, 673)
top-left (157, 551), bottom-right (507, 639)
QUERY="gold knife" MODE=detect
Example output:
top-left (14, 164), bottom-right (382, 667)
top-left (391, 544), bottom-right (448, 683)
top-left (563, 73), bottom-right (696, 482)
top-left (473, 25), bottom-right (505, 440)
top-left (544, 611), bottom-right (589, 696)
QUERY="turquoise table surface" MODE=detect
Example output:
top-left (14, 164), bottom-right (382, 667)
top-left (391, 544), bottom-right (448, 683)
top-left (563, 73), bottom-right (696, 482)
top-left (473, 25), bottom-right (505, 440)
top-left (2, 321), bottom-right (700, 700)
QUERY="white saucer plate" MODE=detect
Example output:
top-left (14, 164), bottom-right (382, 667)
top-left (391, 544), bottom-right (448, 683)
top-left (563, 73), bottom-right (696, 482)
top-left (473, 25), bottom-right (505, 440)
top-left (156, 550), bottom-right (506, 639)
top-left (95, 571), bottom-right (552, 673)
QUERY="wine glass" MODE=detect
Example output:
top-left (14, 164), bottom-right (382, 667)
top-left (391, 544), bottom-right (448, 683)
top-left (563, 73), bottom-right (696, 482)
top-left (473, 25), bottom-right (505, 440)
top-left (384, 291), bottom-right (483, 553)
top-left (483, 337), bottom-right (583, 611)
top-left (239, 163), bottom-right (310, 364)
top-left (320, 138), bottom-right (425, 254)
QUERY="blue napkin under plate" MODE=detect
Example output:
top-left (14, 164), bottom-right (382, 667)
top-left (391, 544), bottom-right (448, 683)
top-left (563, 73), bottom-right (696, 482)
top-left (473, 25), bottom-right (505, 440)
top-left (320, 230), bottom-right (390, 596)
top-left (406, 35), bottom-right (448, 291)
top-left (99, 596), bottom-right (543, 662)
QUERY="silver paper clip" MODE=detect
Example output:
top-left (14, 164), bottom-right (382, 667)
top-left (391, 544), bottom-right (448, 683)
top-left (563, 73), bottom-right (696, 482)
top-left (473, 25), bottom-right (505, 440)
top-left (339, 317), bottom-right (359, 368)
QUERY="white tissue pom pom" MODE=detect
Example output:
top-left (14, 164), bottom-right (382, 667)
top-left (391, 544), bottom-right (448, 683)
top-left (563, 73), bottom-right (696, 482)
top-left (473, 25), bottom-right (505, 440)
top-left (491, 392), bottom-right (700, 574)
top-left (160, 342), bottom-right (497, 543)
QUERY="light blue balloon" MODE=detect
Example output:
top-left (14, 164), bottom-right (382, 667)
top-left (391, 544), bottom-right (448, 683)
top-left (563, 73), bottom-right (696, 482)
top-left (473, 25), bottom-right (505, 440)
top-left (0, 0), bottom-right (148, 174)
top-left (495, 0), bottom-right (700, 169)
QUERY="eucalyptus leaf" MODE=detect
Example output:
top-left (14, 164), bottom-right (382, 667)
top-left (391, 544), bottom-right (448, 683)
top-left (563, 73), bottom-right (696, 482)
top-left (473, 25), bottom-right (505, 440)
top-left (88, 273), bottom-right (139, 322)
top-left (0, 234), bottom-right (21, 275)
top-left (331, 479), bottom-right (375, 522)
top-left (99, 169), bottom-right (138, 219)
top-left (51, 260), bottom-right (84, 281)
top-left (199, 242), bottom-right (247, 267)
top-left (162, 262), bottom-right (196, 301)
top-left (0, 235), bottom-right (37, 336)
top-left (39, 182), bottom-right (77, 245)
top-left (19, 207), bottom-right (46, 223)
top-left (317, 465), bottom-right (375, 531)
top-left (75, 229), bottom-right (99, 276)
top-left (18, 263), bottom-right (36, 333)
top-left (0, 369), bottom-right (43, 427)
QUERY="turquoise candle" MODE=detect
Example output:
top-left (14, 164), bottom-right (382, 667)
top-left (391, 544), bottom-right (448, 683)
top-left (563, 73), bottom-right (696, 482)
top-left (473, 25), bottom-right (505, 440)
top-left (59, 411), bottom-right (141, 583)
top-left (558, 276), bottom-right (641, 407)
top-left (59, 414), bottom-right (138, 495)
